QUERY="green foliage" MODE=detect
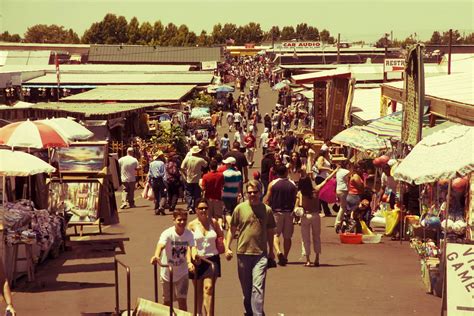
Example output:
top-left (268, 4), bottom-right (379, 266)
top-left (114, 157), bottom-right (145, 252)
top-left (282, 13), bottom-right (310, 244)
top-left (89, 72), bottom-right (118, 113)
top-left (0, 31), bottom-right (22, 42)
top-left (24, 24), bottom-right (79, 43)
top-left (191, 93), bottom-right (214, 109)
top-left (150, 123), bottom-right (187, 156)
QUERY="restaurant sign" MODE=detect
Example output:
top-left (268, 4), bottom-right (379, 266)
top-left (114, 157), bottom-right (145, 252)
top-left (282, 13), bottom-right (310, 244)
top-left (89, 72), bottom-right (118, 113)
top-left (384, 58), bottom-right (405, 72)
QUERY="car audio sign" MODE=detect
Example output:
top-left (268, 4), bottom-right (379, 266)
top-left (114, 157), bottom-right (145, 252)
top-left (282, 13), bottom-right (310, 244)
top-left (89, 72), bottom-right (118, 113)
top-left (446, 243), bottom-right (474, 315)
top-left (279, 41), bottom-right (322, 49)
top-left (384, 58), bottom-right (405, 72)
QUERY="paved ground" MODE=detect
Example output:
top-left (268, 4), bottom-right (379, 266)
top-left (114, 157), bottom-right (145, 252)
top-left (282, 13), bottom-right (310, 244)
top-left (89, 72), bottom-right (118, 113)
top-left (5, 82), bottom-right (442, 315)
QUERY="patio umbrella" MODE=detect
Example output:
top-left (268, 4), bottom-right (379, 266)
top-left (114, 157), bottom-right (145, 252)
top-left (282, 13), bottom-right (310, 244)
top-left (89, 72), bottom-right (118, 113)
top-left (272, 79), bottom-right (291, 91)
top-left (0, 149), bottom-right (56, 176)
top-left (38, 118), bottom-right (93, 141)
top-left (215, 85), bottom-right (235, 93)
top-left (0, 119), bottom-right (69, 148)
top-left (393, 124), bottom-right (474, 184)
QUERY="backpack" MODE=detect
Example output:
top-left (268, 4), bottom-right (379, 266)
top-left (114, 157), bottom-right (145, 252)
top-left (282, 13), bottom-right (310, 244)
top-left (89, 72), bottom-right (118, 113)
top-left (166, 160), bottom-right (180, 184)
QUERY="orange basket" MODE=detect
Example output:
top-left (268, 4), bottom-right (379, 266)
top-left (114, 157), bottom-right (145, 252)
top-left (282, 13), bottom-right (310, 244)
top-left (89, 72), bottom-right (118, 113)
top-left (339, 233), bottom-right (363, 244)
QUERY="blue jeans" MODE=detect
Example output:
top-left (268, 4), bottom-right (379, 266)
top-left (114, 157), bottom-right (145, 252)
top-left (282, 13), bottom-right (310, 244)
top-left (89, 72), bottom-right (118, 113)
top-left (184, 182), bottom-right (201, 211)
top-left (237, 254), bottom-right (268, 316)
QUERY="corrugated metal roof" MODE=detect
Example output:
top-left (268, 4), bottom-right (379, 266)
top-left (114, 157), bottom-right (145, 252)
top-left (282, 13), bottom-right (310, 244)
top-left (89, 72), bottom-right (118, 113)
top-left (1, 51), bottom-right (50, 66)
top-left (351, 88), bottom-right (382, 122)
top-left (61, 85), bottom-right (195, 102)
top-left (25, 72), bottom-right (214, 85)
top-left (383, 72), bottom-right (474, 106)
top-left (88, 45), bottom-right (222, 63)
top-left (30, 102), bottom-right (161, 116)
top-left (292, 69), bottom-right (351, 84)
top-left (0, 64), bottom-right (192, 74)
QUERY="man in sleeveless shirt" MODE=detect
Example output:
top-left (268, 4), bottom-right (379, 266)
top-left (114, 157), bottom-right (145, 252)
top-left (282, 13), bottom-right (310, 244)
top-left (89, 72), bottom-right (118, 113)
top-left (263, 165), bottom-right (297, 266)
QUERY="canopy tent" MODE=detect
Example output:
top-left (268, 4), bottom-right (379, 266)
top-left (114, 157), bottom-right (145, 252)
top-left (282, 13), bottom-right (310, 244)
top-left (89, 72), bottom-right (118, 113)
top-left (360, 111), bottom-right (402, 139)
top-left (331, 126), bottom-right (391, 152)
top-left (393, 124), bottom-right (473, 184)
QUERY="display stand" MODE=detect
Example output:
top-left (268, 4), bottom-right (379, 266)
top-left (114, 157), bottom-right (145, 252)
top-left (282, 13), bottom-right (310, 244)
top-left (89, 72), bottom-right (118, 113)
top-left (69, 219), bottom-right (102, 237)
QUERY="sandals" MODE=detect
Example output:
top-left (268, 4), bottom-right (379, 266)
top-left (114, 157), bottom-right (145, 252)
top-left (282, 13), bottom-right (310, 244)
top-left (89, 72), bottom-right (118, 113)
top-left (303, 262), bottom-right (312, 267)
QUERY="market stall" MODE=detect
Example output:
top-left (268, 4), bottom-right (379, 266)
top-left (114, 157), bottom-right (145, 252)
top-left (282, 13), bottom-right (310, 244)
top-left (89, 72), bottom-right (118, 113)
top-left (392, 124), bottom-right (473, 305)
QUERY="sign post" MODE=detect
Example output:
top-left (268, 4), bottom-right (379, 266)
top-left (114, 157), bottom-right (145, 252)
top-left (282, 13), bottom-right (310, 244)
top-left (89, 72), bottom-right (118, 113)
top-left (446, 243), bottom-right (474, 315)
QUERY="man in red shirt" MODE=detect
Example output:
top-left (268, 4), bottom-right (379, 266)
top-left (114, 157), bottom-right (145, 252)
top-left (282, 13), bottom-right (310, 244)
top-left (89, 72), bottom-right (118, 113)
top-left (201, 160), bottom-right (225, 227)
top-left (244, 127), bottom-right (256, 167)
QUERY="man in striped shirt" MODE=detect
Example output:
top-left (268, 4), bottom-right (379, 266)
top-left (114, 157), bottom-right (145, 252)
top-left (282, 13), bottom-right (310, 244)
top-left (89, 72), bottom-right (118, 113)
top-left (222, 156), bottom-right (242, 229)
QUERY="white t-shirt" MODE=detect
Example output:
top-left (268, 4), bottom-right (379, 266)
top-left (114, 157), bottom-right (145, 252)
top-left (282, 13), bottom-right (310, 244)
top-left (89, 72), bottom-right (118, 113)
top-left (381, 173), bottom-right (398, 193)
top-left (259, 132), bottom-right (269, 148)
top-left (118, 155), bottom-right (139, 183)
top-left (234, 131), bottom-right (245, 148)
top-left (233, 112), bottom-right (242, 123)
top-left (158, 227), bottom-right (195, 281)
top-left (336, 168), bottom-right (350, 192)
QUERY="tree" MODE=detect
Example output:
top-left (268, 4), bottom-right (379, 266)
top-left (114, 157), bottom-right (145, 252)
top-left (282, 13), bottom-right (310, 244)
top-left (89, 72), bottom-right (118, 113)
top-left (429, 31), bottom-right (442, 44)
top-left (280, 26), bottom-right (295, 40)
top-left (306, 26), bottom-right (319, 40)
top-left (127, 17), bottom-right (140, 44)
top-left (295, 23), bottom-right (309, 40)
top-left (441, 29), bottom-right (462, 44)
top-left (221, 23), bottom-right (238, 43)
top-left (196, 30), bottom-right (210, 46)
top-left (170, 24), bottom-right (194, 46)
top-left (138, 22), bottom-right (153, 45)
top-left (211, 23), bottom-right (224, 44)
top-left (152, 21), bottom-right (164, 45)
top-left (24, 24), bottom-right (80, 43)
top-left (375, 33), bottom-right (391, 48)
top-left (265, 26), bottom-right (280, 42)
top-left (238, 22), bottom-right (263, 44)
top-left (115, 16), bottom-right (129, 44)
top-left (463, 32), bottom-right (474, 44)
top-left (160, 23), bottom-right (178, 46)
top-left (0, 31), bottom-right (22, 42)
top-left (319, 29), bottom-right (335, 44)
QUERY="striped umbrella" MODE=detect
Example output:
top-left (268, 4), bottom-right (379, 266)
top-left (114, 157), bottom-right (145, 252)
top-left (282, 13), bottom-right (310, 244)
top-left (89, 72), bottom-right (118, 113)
top-left (0, 119), bottom-right (69, 148)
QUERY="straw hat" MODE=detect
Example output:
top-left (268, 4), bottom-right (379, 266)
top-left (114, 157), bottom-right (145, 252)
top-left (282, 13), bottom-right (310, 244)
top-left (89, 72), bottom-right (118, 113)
top-left (153, 150), bottom-right (164, 160)
top-left (190, 146), bottom-right (202, 154)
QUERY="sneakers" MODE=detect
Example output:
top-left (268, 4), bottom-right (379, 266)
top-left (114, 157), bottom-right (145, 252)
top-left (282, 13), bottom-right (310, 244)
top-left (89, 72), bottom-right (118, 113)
top-left (120, 204), bottom-right (127, 209)
top-left (277, 253), bottom-right (287, 266)
top-left (267, 258), bottom-right (277, 269)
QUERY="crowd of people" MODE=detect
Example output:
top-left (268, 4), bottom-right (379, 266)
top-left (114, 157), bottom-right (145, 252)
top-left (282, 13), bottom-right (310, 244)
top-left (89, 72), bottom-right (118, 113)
top-left (115, 55), bottom-right (387, 316)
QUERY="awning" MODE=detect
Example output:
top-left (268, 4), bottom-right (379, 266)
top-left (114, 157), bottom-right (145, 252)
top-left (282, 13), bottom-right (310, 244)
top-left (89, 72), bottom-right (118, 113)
top-left (22, 84), bottom-right (98, 89)
top-left (393, 124), bottom-right (474, 184)
top-left (331, 126), bottom-right (391, 153)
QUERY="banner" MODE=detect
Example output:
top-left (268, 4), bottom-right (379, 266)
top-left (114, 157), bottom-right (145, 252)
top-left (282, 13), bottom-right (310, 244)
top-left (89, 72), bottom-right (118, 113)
top-left (401, 45), bottom-right (424, 146)
top-left (446, 243), bottom-right (474, 315)
top-left (276, 41), bottom-right (322, 50)
top-left (313, 81), bottom-right (326, 139)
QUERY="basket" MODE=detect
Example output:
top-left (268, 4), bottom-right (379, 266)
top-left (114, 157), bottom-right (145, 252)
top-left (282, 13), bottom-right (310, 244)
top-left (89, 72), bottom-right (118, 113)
top-left (362, 234), bottom-right (382, 244)
top-left (339, 233), bottom-right (363, 244)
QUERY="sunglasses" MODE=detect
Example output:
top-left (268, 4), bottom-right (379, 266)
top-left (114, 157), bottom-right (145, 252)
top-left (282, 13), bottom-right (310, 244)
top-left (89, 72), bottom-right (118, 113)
top-left (197, 206), bottom-right (208, 210)
top-left (247, 191), bottom-right (260, 195)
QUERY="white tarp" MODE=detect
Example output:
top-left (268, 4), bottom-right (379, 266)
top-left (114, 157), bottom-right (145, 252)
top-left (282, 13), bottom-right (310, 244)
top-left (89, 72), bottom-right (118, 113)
top-left (393, 124), bottom-right (474, 184)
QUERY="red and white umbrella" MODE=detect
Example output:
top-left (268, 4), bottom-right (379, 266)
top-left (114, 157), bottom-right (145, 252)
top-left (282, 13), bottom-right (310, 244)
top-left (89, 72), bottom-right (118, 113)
top-left (0, 119), bottom-right (69, 148)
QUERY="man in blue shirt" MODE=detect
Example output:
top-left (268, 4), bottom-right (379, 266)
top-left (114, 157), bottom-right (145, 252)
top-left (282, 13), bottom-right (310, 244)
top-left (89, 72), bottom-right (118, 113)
top-left (148, 150), bottom-right (167, 215)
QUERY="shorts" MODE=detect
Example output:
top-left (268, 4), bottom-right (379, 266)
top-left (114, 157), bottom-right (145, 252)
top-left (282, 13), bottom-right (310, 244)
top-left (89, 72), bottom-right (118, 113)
top-left (189, 255), bottom-right (221, 279)
top-left (207, 199), bottom-right (224, 219)
top-left (223, 198), bottom-right (238, 216)
top-left (274, 212), bottom-right (294, 239)
top-left (161, 274), bottom-right (189, 302)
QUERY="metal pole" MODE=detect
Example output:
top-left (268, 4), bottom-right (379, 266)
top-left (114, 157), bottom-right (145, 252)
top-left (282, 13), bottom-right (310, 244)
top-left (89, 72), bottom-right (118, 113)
top-left (448, 29), bottom-right (452, 75)
top-left (416, 44), bottom-right (425, 144)
top-left (336, 33), bottom-right (341, 64)
top-left (383, 46), bottom-right (388, 82)
top-left (440, 180), bottom-right (452, 316)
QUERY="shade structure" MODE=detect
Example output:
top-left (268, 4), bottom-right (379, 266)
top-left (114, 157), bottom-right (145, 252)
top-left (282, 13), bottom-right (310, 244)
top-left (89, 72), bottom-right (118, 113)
top-left (0, 149), bottom-right (56, 176)
top-left (272, 79), bottom-right (291, 91)
top-left (0, 119), bottom-right (69, 148)
top-left (393, 125), bottom-right (474, 184)
top-left (38, 118), bottom-right (93, 141)
top-left (215, 85), bottom-right (235, 93)
top-left (331, 126), bottom-right (391, 153)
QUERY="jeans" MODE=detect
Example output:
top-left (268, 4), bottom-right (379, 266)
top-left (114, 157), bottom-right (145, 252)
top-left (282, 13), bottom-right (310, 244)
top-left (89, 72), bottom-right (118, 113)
top-left (301, 213), bottom-right (321, 256)
top-left (335, 191), bottom-right (348, 226)
top-left (166, 181), bottom-right (180, 211)
top-left (347, 194), bottom-right (361, 212)
top-left (121, 181), bottom-right (136, 207)
top-left (150, 177), bottom-right (166, 211)
top-left (184, 182), bottom-right (201, 212)
top-left (237, 254), bottom-right (268, 316)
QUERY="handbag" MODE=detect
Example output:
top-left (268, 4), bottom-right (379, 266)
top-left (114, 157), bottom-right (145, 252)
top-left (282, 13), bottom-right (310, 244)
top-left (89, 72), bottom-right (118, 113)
top-left (142, 182), bottom-right (155, 201)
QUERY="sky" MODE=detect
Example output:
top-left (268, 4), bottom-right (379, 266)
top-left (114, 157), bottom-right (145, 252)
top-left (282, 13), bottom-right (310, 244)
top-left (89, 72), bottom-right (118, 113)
top-left (1, 0), bottom-right (473, 43)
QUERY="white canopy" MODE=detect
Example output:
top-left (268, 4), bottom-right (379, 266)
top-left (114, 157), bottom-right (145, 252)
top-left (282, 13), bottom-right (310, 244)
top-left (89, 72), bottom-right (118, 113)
top-left (38, 118), bottom-right (93, 141)
top-left (0, 149), bottom-right (56, 176)
top-left (393, 125), bottom-right (474, 184)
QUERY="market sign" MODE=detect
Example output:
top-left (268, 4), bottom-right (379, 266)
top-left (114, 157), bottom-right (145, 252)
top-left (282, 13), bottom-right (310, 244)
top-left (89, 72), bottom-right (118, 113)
top-left (277, 41), bottom-right (322, 49)
top-left (384, 58), bottom-right (405, 72)
top-left (446, 243), bottom-right (474, 315)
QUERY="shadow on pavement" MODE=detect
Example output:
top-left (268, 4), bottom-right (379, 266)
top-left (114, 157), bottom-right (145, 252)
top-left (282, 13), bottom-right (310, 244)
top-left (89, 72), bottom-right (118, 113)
top-left (285, 262), bottom-right (365, 267)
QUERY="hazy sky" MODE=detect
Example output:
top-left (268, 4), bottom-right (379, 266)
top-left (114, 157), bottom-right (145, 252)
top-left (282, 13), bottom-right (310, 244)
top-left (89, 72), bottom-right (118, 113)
top-left (1, 0), bottom-right (473, 42)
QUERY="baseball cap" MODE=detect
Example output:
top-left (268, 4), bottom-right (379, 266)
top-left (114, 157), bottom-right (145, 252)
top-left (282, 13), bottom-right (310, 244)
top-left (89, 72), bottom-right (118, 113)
top-left (222, 157), bottom-right (237, 164)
